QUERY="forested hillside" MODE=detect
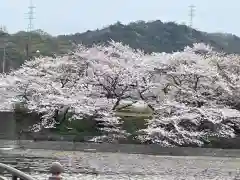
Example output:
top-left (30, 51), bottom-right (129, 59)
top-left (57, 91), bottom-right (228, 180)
top-left (1, 20), bottom-right (240, 72)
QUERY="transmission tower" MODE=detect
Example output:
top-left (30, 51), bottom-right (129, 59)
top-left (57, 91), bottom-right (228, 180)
top-left (188, 4), bottom-right (195, 39)
top-left (189, 5), bottom-right (195, 28)
top-left (27, 0), bottom-right (35, 32)
top-left (25, 0), bottom-right (35, 60)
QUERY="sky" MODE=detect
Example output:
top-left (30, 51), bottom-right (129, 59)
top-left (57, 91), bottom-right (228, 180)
top-left (0, 0), bottom-right (239, 36)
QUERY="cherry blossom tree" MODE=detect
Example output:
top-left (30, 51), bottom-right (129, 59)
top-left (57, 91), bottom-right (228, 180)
top-left (2, 42), bottom-right (153, 141)
top-left (138, 43), bottom-right (240, 146)
top-left (1, 41), bottom-right (240, 146)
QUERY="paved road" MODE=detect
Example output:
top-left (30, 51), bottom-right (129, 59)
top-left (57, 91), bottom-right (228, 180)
top-left (1, 148), bottom-right (240, 179)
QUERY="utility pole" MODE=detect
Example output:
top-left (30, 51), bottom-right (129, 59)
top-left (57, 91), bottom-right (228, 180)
top-left (0, 28), bottom-right (7, 73)
top-left (1, 42), bottom-right (14, 73)
top-left (25, 0), bottom-right (35, 60)
top-left (0, 25), bottom-right (7, 33)
top-left (2, 46), bottom-right (5, 73)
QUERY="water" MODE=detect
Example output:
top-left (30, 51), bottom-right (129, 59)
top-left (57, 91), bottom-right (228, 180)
top-left (1, 149), bottom-right (240, 179)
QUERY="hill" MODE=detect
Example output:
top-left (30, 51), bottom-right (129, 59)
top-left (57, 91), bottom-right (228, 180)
top-left (0, 30), bottom-right (72, 72)
top-left (58, 20), bottom-right (240, 54)
top-left (1, 20), bottom-right (240, 72)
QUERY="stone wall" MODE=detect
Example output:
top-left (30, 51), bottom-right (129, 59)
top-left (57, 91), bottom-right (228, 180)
top-left (0, 111), bottom-right (41, 140)
top-left (2, 110), bottom-right (240, 149)
top-left (5, 139), bottom-right (240, 157)
top-left (0, 111), bottom-right (16, 140)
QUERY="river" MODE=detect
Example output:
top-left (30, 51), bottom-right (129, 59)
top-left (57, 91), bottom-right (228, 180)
top-left (1, 148), bottom-right (240, 179)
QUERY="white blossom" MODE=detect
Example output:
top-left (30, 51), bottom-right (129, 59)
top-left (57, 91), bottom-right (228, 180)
top-left (0, 41), bottom-right (240, 146)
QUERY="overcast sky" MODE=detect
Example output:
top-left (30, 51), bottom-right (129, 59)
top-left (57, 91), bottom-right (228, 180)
top-left (0, 0), bottom-right (238, 35)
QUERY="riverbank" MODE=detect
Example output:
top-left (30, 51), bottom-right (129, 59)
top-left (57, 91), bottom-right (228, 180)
top-left (2, 140), bottom-right (240, 158)
top-left (1, 148), bottom-right (240, 179)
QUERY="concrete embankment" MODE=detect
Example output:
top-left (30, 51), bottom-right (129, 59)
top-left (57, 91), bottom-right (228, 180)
top-left (2, 140), bottom-right (240, 158)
